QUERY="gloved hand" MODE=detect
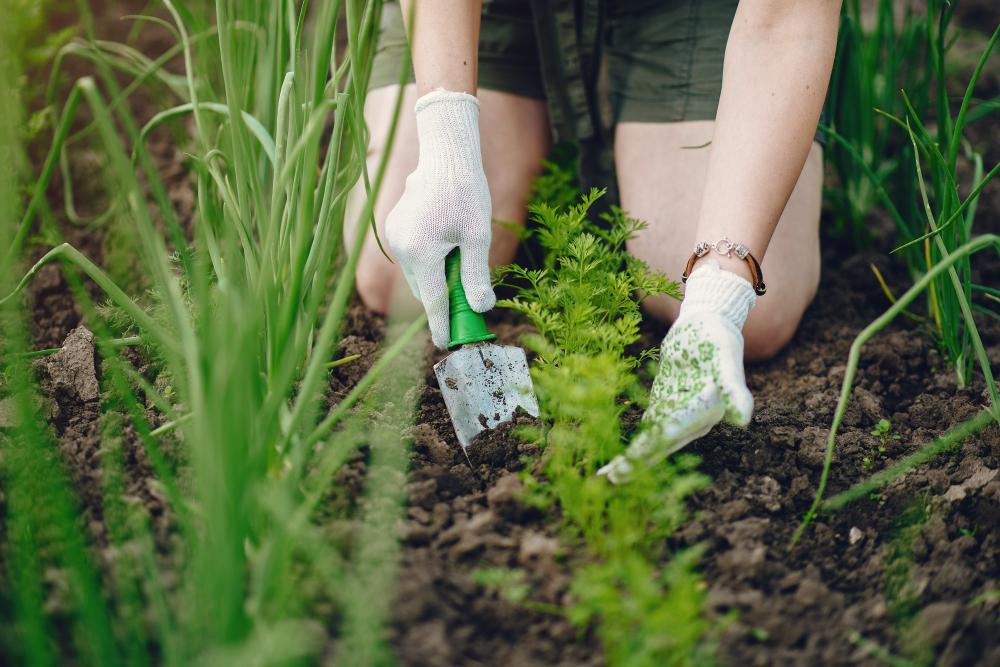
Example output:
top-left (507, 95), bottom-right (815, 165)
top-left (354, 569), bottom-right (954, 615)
top-left (598, 260), bottom-right (756, 483)
top-left (385, 89), bottom-right (495, 349)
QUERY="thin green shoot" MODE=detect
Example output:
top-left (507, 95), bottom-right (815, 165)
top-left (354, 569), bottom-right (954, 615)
top-left (790, 235), bottom-right (1000, 548)
top-left (823, 409), bottom-right (993, 511)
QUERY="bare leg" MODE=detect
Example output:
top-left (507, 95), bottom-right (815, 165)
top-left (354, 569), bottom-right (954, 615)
top-left (345, 84), bottom-right (552, 313)
top-left (616, 120), bottom-right (822, 361)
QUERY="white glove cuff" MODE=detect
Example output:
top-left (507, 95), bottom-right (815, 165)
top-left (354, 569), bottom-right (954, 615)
top-left (413, 90), bottom-right (482, 174)
top-left (677, 260), bottom-right (757, 330)
top-left (414, 89), bottom-right (479, 113)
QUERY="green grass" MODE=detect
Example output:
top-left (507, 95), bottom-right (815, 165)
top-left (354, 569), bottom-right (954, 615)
top-left (825, 0), bottom-right (1000, 383)
top-left (824, 0), bottom-right (930, 244)
top-left (793, 5), bottom-right (1000, 544)
top-left (0, 1), bottom-right (429, 664)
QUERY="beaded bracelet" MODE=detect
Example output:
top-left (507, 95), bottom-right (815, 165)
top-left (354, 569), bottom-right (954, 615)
top-left (681, 236), bottom-right (767, 296)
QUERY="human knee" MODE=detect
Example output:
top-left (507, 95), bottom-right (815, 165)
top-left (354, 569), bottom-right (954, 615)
top-left (479, 93), bottom-right (550, 222)
top-left (356, 261), bottom-right (396, 314)
top-left (742, 282), bottom-right (817, 361)
top-left (482, 154), bottom-right (543, 267)
top-left (486, 149), bottom-right (544, 214)
top-left (743, 314), bottom-right (799, 362)
top-left (639, 292), bottom-right (682, 328)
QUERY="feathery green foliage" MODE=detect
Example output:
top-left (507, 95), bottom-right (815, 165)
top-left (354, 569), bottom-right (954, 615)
top-left (497, 187), bottom-right (679, 367)
top-left (500, 165), bottom-right (711, 666)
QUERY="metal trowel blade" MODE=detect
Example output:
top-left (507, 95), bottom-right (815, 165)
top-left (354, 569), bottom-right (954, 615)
top-left (433, 342), bottom-right (539, 450)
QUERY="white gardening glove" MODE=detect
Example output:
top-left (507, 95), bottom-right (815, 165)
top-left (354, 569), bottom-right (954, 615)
top-left (385, 90), bottom-right (495, 349)
top-left (599, 260), bottom-right (756, 483)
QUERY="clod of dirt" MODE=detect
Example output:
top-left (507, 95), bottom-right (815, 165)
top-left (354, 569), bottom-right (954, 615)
top-left (717, 545), bottom-right (767, 580)
top-left (916, 601), bottom-right (962, 649)
top-left (327, 302), bottom-right (386, 404)
top-left (35, 326), bottom-right (101, 421)
top-left (792, 577), bottom-right (831, 608)
top-left (942, 464), bottom-right (998, 504)
top-left (467, 407), bottom-right (541, 468)
top-left (963, 465), bottom-right (997, 490)
top-left (518, 531), bottom-right (559, 568)
top-left (33, 263), bottom-right (65, 294)
top-left (487, 473), bottom-right (530, 521)
top-left (943, 485), bottom-right (968, 502)
top-left (409, 423), bottom-right (453, 465)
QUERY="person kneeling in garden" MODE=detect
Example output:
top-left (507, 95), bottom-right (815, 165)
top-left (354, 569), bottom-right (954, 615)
top-left (346, 0), bottom-right (841, 480)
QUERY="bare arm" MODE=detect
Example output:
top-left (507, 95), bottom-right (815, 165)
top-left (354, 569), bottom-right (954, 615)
top-left (385, 3), bottom-right (493, 348)
top-left (696, 0), bottom-right (841, 281)
top-left (400, 0), bottom-right (482, 95)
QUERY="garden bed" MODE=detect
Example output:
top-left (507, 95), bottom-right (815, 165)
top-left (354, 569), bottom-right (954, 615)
top-left (25, 158), bottom-right (1000, 667)
top-left (6, 1), bottom-right (1000, 665)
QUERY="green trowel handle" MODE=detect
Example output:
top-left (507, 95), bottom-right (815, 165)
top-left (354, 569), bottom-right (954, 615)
top-left (445, 248), bottom-right (496, 350)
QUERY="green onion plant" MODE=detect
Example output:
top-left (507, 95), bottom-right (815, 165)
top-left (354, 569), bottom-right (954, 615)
top-left (885, 8), bottom-right (1000, 385)
top-left (1, 1), bottom-right (425, 664)
top-left (825, 0), bottom-right (1000, 383)
top-left (789, 2), bottom-right (1000, 546)
top-left (824, 0), bottom-right (930, 244)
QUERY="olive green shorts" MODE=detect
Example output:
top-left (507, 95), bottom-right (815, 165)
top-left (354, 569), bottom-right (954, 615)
top-left (369, 0), bottom-right (741, 128)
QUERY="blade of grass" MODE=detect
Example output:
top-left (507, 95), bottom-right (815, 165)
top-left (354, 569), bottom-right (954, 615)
top-left (822, 409), bottom-right (993, 511)
top-left (791, 234), bottom-right (1000, 548)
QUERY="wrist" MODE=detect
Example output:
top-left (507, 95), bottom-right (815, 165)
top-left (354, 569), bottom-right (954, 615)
top-left (710, 254), bottom-right (753, 284)
top-left (682, 236), bottom-right (766, 297)
top-left (414, 88), bottom-right (477, 113)
top-left (678, 260), bottom-right (756, 330)
top-left (414, 89), bottom-right (483, 174)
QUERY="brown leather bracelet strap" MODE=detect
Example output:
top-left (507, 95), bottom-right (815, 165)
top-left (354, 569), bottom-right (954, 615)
top-left (744, 251), bottom-right (767, 296)
top-left (682, 248), bottom-right (767, 296)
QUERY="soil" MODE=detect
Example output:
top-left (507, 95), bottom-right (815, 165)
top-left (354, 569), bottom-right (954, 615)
top-left (334, 235), bottom-right (1000, 667)
top-left (393, 336), bottom-right (599, 667)
top-left (674, 244), bottom-right (1000, 667)
top-left (7, 1), bottom-right (1000, 666)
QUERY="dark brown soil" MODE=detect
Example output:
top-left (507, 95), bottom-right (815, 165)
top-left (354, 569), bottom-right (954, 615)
top-left (674, 242), bottom-right (1000, 667)
top-left (392, 330), bottom-right (600, 667)
top-left (8, 2), bottom-right (1000, 666)
top-left (334, 235), bottom-right (999, 667)
top-left (329, 306), bottom-right (600, 666)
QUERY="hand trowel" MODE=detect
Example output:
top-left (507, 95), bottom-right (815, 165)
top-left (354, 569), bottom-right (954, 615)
top-left (434, 248), bottom-right (539, 452)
